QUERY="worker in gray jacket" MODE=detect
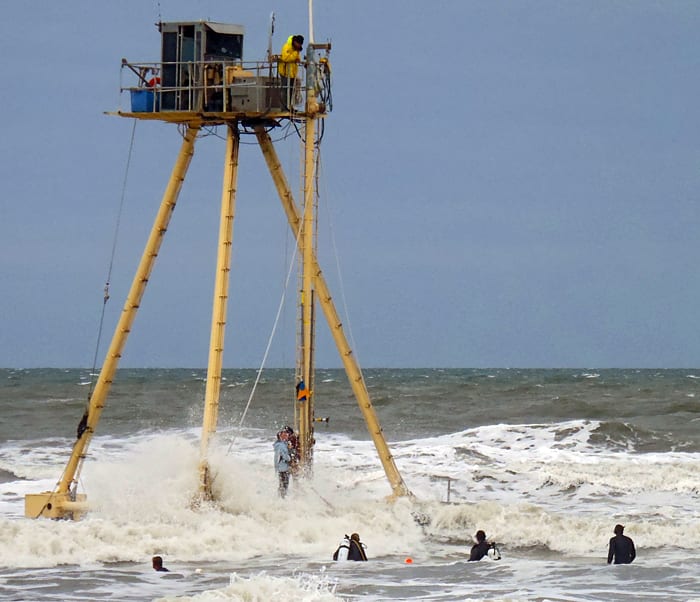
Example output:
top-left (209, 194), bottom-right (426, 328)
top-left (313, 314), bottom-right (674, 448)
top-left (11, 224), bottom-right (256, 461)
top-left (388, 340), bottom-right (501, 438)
top-left (273, 429), bottom-right (292, 497)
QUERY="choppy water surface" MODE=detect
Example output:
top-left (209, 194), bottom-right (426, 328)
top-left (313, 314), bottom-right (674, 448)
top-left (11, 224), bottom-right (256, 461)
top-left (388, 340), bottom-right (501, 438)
top-left (1, 368), bottom-right (699, 601)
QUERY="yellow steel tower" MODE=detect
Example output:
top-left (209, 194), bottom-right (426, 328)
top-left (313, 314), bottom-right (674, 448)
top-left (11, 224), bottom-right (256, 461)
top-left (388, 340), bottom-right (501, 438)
top-left (25, 18), bottom-right (409, 520)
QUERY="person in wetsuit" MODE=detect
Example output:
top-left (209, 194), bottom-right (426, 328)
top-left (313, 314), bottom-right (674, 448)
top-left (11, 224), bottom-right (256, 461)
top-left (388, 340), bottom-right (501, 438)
top-left (347, 533), bottom-right (368, 561)
top-left (152, 555), bottom-right (169, 572)
top-left (607, 524), bottom-right (636, 564)
top-left (469, 530), bottom-right (491, 561)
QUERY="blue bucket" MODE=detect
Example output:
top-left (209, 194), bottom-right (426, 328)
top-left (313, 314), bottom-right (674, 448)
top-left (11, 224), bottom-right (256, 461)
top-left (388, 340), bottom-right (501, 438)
top-left (130, 90), bottom-right (158, 112)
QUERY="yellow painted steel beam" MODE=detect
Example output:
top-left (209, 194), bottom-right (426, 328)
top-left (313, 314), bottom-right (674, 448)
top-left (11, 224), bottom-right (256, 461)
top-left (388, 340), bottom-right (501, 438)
top-left (254, 126), bottom-right (411, 498)
top-left (198, 123), bottom-right (240, 500)
top-left (25, 492), bottom-right (88, 520)
top-left (299, 108), bottom-right (317, 467)
top-left (25, 125), bottom-right (201, 519)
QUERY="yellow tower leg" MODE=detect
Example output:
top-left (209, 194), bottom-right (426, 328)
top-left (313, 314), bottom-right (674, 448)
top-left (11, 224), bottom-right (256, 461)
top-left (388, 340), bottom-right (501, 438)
top-left (198, 123), bottom-right (240, 501)
top-left (25, 124), bottom-right (201, 519)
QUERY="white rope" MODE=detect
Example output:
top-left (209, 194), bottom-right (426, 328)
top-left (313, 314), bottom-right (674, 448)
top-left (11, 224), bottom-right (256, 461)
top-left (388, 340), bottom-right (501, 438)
top-left (226, 213), bottom-right (304, 454)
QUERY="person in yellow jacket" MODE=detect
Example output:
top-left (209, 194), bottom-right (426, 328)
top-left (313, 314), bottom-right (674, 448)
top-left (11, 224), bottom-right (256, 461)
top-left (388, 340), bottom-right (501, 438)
top-left (278, 34), bottom-right (304, 108)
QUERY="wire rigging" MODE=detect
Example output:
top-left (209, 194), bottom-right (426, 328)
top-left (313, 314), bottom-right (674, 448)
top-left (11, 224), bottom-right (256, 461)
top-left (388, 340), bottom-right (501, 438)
top-left (74, 120), bottom-right (139, 497)
top-left (317, 150), bottom-right (362, 368)
top-left (86, 119), bottom-right (138, 404)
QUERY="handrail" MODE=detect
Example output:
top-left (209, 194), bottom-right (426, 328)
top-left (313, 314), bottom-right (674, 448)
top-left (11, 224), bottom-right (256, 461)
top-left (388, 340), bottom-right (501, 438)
top-left (119, 59), bottom-right (306, 114)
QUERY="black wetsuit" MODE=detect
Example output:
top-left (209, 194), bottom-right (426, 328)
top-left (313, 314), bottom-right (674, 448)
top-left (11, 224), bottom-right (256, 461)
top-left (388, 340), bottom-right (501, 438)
top-left (469, 541), bottom-right (491, 561)
top-left (607, 534), bottom-right (636, 564)
top-left (347, 539), bottom-right (368, 561)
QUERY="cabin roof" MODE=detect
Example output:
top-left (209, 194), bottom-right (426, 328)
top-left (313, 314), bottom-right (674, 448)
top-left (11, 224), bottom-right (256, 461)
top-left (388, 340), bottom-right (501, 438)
top-left (158, 21), bottom-right (245, 35)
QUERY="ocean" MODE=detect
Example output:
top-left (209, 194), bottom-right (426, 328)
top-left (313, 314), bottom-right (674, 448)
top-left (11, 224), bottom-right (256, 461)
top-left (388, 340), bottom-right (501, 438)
top-left (1, 368), bottom-right (698, 601)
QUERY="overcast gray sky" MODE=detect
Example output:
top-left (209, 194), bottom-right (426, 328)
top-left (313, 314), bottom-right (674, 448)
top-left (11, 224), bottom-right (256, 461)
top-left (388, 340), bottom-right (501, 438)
top-left (1, 1), bottom-right (698, 369)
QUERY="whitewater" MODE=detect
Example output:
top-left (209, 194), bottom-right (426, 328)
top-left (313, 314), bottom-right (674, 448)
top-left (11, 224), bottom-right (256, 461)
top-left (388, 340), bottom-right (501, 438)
top-left (1, 368), bottom-right (699, 601)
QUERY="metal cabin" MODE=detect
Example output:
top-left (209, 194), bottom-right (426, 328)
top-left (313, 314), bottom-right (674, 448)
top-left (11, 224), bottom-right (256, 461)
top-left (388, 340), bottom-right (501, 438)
top-left (160, 21), bottom-right (244, 112)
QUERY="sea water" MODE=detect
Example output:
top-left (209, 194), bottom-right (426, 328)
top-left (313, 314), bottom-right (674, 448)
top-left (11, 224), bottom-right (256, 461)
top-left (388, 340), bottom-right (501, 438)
top-left (1, 368), bottom-right (699, 601)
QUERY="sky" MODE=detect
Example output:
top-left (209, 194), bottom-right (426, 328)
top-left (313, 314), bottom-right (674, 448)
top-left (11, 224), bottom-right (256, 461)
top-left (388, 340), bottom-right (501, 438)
top-left (0, 1), bottom-right (698, 369)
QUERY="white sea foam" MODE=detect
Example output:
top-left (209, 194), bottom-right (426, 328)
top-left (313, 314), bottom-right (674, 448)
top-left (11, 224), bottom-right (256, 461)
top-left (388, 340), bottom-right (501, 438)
top-left (2, 422), bottom-right (699, 572)
top-left (4, 369), bottom-right (699, 600)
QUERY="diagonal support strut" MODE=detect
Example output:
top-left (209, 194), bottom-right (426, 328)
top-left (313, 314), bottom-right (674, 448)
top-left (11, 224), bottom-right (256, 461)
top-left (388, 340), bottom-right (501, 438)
top-left (254, 125), bottom-right (411, 499)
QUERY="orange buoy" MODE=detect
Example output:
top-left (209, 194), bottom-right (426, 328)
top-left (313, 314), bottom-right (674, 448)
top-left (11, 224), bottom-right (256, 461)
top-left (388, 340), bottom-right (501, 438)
top-left (405, 557), bottom-right (413, 564)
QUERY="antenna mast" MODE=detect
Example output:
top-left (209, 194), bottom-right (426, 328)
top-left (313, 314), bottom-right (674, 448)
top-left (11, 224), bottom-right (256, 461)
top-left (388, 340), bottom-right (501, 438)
top-left (267, 12), bottom-right (275, 62)
top-left (308, 0), bottom-right (315, 44)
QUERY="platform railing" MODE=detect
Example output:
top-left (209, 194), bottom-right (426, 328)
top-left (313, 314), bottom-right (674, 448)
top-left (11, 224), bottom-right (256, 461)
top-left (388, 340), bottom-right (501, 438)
top-left (120, 60), bottom-right (306, 114)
